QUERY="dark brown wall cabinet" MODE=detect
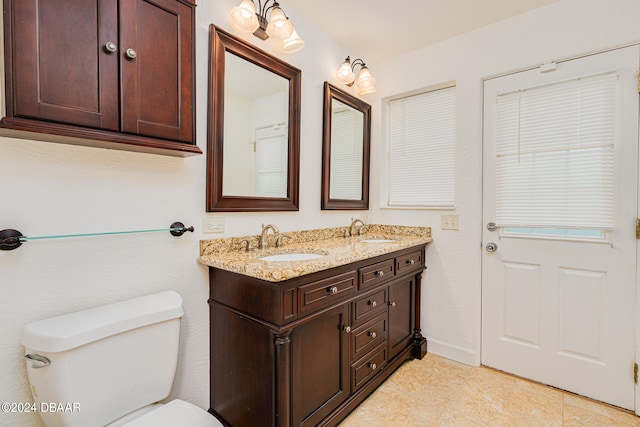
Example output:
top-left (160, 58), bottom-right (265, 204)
top-left (208, 245), bottom-right (428, 426)
top-left (1, 0), bottom-right (199, 157)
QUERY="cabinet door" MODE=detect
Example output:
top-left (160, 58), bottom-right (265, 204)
top-left (388, 277), bottom-right (415, 360)
top-left (7, 0), bottom-right (119, 130)
top-left (119, 0), bottom-right (194, 143)
top-left (292, 304), bottom-right (350, 426)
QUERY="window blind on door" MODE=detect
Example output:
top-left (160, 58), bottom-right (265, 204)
top-left (495, 71), bottom-right (617, 230)
top-left (388, 85), bottom-right (456, 207)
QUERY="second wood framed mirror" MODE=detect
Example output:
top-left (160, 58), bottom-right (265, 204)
top-left (207, 25), bottom-right (301, 212)
top-left (321, 82), bottom-right (371, 210)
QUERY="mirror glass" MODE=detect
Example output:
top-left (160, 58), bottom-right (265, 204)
top-left (322, 82), bottom-right (371, 210)
top-left (222, 52), bottom-right (290, 198)
top-left (207, 25), bottom-right (301, 212)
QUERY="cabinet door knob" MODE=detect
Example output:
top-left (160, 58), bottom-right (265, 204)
top-left (329, 286), bottom-right (338, 295)
top-left (389, 301), bottom-right (396, 307)
top-left (369, 300), bottom-right (377, 308)
top-left (369, 363), bottom-right (377, 370)
top-left (343, 325), bottom-right (351, 334)
top-left (126, 48), bottom-right (137, 59)
top-left (104, 42), bottom-right (117, 53)
top-left (369, 331), bottom-right (377, 339)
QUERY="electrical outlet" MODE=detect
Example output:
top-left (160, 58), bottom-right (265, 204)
top-left (441, 214), bottom-right (459, 231)
top-left (203, 217), bottom-right (225, 234)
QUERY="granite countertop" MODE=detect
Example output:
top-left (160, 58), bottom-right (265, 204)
top-left (198, 224), bottom-right (432, 282)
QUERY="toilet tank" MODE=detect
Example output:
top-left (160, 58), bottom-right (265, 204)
top-left (21, 291), bottom-right (184, 427)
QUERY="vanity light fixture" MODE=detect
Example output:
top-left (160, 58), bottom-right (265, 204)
top-left (229, 0), bottom-right (305, 53)
top-left (335, 56), bottom-right (377, 95)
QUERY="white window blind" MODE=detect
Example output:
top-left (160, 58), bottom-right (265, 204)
top-left (388, 86), bottom-right (456, 207)
top-left (330, 108), bottom-right (363, 200)
top-left (495, 71), bottom-right (617, 230)
top-left (255, 125), bottom-right (287, 198)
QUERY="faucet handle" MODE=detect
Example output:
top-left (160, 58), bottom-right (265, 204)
top-left (275, 235), bottom-right (291, 248)
top-left (240, 239), bottom-right (255, 252)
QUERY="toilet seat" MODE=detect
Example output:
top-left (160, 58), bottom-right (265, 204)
top-left (122, 399), bottom-right (223, 427)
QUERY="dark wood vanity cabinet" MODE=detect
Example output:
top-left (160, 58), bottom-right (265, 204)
top-left (208, 245), bottom-right (427, 427)
top-left (1, 0), bottom-right (200, 157)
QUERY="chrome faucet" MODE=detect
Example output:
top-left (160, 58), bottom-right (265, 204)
top-left (349, 219), bottom-right (366, 237)
top-left (259, 224), bottom-right (279, 249)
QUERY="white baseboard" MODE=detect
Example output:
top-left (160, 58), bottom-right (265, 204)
top-left (426, 338), bottom-right (479, 366)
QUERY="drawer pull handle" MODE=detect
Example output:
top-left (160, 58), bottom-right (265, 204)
top-left (369, 331), bottom-right (377, 339)
top-left (375, 271), bottom-right (384, 277)
top-left (406, 259), bottom-right (416, 265)
top-left (343, 325), bottom-right (351, 334)
top-left (389, 301), bottom-right (396, 308)
top-left (369, 362), bottom-right (377, 370)
top-left (329, 286), bottom-right (338, 295)
top-left (369, 300), bottom-right (377, 308)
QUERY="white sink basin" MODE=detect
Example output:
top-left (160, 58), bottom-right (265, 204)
top-left (359, 238), bottom-right (397, 243)
top-left (259, 253), bottom-right (325, 262)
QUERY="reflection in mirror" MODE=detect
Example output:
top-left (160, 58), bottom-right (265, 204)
top-left (222, 52), bottom-right (289, 198)
top-left (329, 98), bottom-right (364, 200)
top-left (322, 82), bottom-right (371, 210)
top-left (207, 25), bottom-right (301, 212)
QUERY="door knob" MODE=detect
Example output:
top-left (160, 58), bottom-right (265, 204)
top-left (485, 242), bottom-right (498, 252)
top-left (125, 48), bottom-right (137, 59)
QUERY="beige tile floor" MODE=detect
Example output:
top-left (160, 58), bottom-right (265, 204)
top-left (339, 353), bottom-right (640, 427)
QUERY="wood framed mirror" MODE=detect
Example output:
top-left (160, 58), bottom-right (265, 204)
top-left (207, 25), bottom-right (301, 212)
top-left (321, 82), bottom-right (371, 210)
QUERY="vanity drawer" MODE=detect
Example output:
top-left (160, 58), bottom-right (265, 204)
top-left (352, 288), bottom-right (387, 325)
top-left (299, 271), bottom-right (357, 314)
top-left (359, 259), bottom-right (394, 290)
top-left (351, 314), bottom-right (387, 361)
top-left (396, 250), bottom-right (423, 275)
top-left (352, 344), bottom-right (387, 392)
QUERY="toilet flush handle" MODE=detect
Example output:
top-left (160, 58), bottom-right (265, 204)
top-left (24, 354), bottom-right (50, 369)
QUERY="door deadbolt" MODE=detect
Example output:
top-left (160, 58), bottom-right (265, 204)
top-left (485, 242), bottom-right (498, 252)
top-left (487, 222), bottom-right (497, 232)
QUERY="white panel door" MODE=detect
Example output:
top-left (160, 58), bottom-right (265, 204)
top-left (482, 46), bottom-right (639, 410)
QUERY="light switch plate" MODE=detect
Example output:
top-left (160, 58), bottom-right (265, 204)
top-left (441, 214), bottom-right (459, 230)
top-left (203, 216), bottom-right (225, 234)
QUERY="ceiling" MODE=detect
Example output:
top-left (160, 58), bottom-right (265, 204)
top-left (285, 0), bottom-right (560, 62)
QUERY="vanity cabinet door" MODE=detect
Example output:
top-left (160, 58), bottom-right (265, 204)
top-left (388, 276), bottom-right (416, 360)
top-left (291, 304), bottom-right (350, 426)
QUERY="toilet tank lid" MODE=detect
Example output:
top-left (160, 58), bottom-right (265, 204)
top-left (21, 291), bottom-right (184, 353)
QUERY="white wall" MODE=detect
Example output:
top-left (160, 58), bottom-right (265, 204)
top-left (370, 0), bottom-right (640, 365)
top-left (0, 1), bottom-right (364, 426)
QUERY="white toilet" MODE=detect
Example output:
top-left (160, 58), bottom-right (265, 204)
top-left (21, 291), bottom-right (222, 427)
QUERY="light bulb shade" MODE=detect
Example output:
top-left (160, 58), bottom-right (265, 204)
top-left (230, 0), bottom-right (259, 33)
top-left (267, 7), bottom-right (294, 40)
top-left (335, 60), bottom-right (355, 85)
top-left (282, 29), bottom-right (305, 53)
top-left (356, 66), bottom-right (376, 95)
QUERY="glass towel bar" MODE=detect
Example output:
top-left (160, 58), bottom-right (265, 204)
top-left (0, 222), bottom-right (194, 251)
